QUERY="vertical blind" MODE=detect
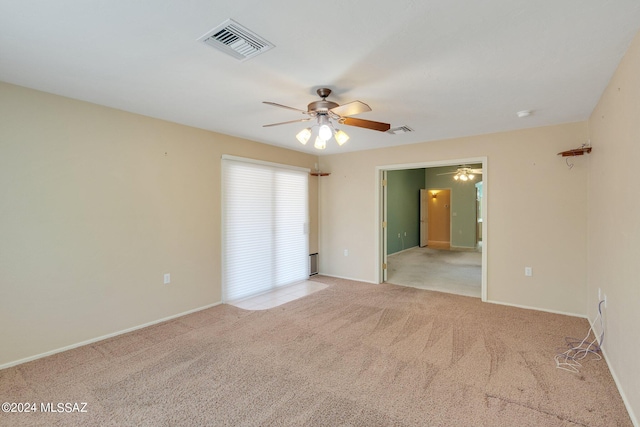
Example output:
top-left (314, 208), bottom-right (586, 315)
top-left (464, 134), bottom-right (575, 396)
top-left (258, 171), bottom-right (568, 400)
top-left (222, 156), bottom-right (309, 301)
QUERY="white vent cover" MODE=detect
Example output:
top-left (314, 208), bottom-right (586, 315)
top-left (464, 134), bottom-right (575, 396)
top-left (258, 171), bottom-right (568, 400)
top-left (387, 125), bottom-right (414, 134)
top-left (198, 19), bottom-right (274, 61)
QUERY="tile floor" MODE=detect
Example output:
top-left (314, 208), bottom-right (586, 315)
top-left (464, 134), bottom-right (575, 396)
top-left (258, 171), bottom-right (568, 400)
top-left (227, 280), bottom-right (328, 310)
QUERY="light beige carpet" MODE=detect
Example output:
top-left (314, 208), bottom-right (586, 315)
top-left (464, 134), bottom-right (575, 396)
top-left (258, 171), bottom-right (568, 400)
top-left (387, 246), bottom-right (482, 297)
top-left (0, 276), bottom-right (631, 426)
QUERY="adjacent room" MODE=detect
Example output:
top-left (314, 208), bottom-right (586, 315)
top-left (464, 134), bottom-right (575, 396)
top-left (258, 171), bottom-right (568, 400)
top-left (384, 164), bottom-right (484, 297)
top-left (1, 1), bottom-right (639, 426)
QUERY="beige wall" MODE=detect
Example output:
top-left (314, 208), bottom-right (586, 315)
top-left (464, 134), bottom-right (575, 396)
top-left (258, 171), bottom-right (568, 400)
top-left (318, 122), bottom-right (589, 314)
top-left (0, 82), bottom-right (318, 366)
top-left (587, 30), bottom-right (640, 424)
top-left (3, 29), bottom-right (638, 418)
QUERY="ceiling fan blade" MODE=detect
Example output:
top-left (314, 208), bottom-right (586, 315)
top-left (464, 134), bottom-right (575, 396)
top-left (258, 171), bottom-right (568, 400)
top-left (340, 117), bottom-right (391, 132)
top-left (263, 101), bottom-right (308, 114)
top-left (330, 100), bottom-right (371, 117)
top-left (436, 172), bottom-right (458, 176)
top-left (263, 118), bottom-right (312, 127)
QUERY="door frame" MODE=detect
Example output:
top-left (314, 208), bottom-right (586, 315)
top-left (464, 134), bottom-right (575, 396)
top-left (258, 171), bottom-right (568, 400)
top-left (381, 170), bottom-right (388, 282)
top-left (375, 157), bottom-right (488, 302)
top-left (419, 189), bottom-right (429, 247)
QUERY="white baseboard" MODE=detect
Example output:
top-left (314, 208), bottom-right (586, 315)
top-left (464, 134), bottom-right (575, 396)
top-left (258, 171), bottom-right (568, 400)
top-left (485, 299), bottom-right (587, 319)
top-left (387, 245), bottom-right (419, 256)
top-left (591, 319), bottom-right (638, 427)
top-left (0, 301), bottom-right (222, 371)
top-left (427, 240), bottom-right (450, 247)
top-left (450, 245), bottom-right (479, 251)
top-left (318, 273), bottom-right (378, 285)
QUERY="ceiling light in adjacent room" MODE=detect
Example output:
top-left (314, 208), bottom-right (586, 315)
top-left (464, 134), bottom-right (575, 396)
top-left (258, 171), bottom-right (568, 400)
top-left (442, 166), bottom-right (483, 182)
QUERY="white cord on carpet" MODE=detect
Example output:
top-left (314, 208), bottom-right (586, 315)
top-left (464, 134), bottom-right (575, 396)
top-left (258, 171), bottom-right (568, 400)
top-left (554, 300), bottom-right (605, 373)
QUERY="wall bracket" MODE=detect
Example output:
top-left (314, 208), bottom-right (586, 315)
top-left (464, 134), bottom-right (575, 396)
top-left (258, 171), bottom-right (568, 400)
top-left (557, 146), bottom-right (592, 157)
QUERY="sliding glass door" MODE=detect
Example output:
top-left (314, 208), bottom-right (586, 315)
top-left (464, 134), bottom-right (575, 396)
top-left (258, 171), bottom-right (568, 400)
top-left (222, 156), bottom-right (309, 301)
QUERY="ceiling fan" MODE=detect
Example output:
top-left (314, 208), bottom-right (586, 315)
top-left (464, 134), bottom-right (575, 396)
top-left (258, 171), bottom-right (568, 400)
top-left (438, 166), bottom-right (483, 181)
top-left (263, 88), bottom-right (391, 149)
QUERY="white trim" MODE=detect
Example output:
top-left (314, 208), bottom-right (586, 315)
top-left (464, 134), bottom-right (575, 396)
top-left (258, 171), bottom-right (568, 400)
top-left (376, 157), bottom-right (485, 171)
top-left (0, 302), bottom-right (222, 371)
top-left (450, 245), bottom-right (479, 251)
top-left (591, 319), bottom-right (639, 427)
top-left (381, 170), bottom-right (388, 282)
top-left (221, 154), bottom-right (310, 173)
top-left (387, 245), bottom-right (419, 257)
top-left (427, 240), bottom-right (451, 246)
top-left (319, 273), bottom-right (378, 285)
top-left (486, 299), bottom-right (586, 319)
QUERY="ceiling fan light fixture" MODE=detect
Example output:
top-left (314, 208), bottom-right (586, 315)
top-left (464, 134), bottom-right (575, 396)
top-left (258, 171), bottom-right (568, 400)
top-left (334, 129), bottom-right (350, 145)
top-left (318, 124), bottom-right (332, 141)
top-left (263, 87), bottom-right (391, 150)
top-left (443, 166), bottom-right (482, 182)
top-left (296, 128), bottom-right (312, 145)
top-left (314, 136), bottom-right (326, 150)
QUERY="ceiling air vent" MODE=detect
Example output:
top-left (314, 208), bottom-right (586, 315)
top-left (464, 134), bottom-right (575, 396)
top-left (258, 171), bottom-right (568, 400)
top-left (198, 19), bottom-right (274, 61)
top-left (387, 126), bottom-right (414, 135)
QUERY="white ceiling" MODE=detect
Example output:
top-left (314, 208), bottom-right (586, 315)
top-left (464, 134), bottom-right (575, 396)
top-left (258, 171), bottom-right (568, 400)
top-left (1, 1), bottom-right (639, 155)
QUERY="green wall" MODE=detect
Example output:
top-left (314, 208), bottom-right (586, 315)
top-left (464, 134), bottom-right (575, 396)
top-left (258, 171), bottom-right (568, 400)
top-left (387, 169), bottom-right (425, 254)
top-left (424, 164), bottom-right (481, 248)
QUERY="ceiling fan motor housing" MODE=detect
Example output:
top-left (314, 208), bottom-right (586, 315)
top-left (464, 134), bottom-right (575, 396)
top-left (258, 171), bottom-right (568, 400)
top-left (307, 99), bottom-right (339, 114)
top-left (307, 88), bottom-right (338, 114)
top-left (316, 88), bottom-right (332, 98)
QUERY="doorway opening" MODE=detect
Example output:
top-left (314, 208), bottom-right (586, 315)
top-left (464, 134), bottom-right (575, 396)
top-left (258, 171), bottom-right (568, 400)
top-left (424, 188), bottom-right (451, 249)
top-left (376, 158), bottom-right (487, 301)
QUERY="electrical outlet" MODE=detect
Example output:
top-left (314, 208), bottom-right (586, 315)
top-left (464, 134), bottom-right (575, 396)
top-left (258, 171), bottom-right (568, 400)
top-left (404, 231), bottom-right (407, 236)
top-left (598, 288), bottom-right (602, 301)
top-left (344, 249), bottom-right (348, 257)
top-left (524, 267), bottom-right (532, 277)
top-left (163, 273), bottom-right (170, 284)
top-left (398, 233), bottom-right (401, 238)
